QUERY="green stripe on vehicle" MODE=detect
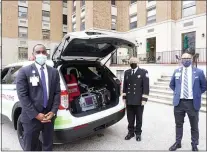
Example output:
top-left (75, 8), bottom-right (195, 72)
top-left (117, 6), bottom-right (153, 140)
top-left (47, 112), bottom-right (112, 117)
top-left (54, 116), bottom-right (72, 126)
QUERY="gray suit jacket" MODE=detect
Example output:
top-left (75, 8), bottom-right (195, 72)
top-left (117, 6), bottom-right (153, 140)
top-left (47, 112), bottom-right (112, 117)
top-left (16, 63), bottom-right (61, 122)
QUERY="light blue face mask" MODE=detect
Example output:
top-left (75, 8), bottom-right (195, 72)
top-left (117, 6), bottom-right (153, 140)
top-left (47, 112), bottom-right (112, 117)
top-left (35, 54), bottom-right (47, 65)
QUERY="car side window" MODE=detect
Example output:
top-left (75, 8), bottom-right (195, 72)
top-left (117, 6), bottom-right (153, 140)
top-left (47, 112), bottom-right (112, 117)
top-left (9, 66), bottom-right (22, 84)
top-left (1, 68), bottom-right (11, 84)
top-left (2, 66), bottom-right (22, 84)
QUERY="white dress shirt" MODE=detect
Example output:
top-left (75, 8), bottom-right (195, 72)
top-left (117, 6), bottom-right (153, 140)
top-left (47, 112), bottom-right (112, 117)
top-left (180, 65), bottom-right (193, 99)
top-left (35, 63), bottom-right (49, 98)
top-left (131, 67), bottom-right (138, 75)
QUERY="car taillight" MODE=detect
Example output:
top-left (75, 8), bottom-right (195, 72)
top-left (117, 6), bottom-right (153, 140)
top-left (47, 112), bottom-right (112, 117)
top-left (59, 90), bottom-right (69, 110)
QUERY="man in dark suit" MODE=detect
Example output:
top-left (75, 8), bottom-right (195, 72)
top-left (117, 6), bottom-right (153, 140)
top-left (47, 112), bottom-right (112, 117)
top-left (122, 57), bottom-right (149, 141)
top-left (16, 44), bottom-right (61, 151)
top-left (169, 52), bottom-right (206, 151)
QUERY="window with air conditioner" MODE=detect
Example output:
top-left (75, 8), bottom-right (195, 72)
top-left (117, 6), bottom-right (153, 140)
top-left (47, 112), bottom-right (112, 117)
top-left (42, 11), bottom-right (50, 22)
top-left (73, 0), bottom-right (76, 12)
top-left (19, 0), bottom-right (26, 3)
top-left (63, 32), bottom-right (67, 37)
top-left (147, 6), bottom-right (156, 24)
top-left (42, 30), bottom-right (50, 40)
top-left (130, 0), bottom-right (137, 4)
top-left (18, 6), bottom-right (28, 18)
top-left (63, 0), bottom-right (67, 8)
top-left (72, 23), bottom-right (76, 32)
top-left (111, 15), bottom-right (116, 30)
top-left (182, 1), bottom-right (196, 18)
top-left (81, 0), bottom-right (85, 7)
top-left (111, 0), bottom-right (115, 6)
top-left (42, 0), bottom-right (50, 5)
top-left (129, 14), bottom-right (137, 29)
top-left (18, 27), bottom-right (28, 38)
top-left (18, 47), bottom-right (28, 60)
top-left (63, 14), bottom-right (67, 25)
top-left (80, 18), bottom-right (85, 31)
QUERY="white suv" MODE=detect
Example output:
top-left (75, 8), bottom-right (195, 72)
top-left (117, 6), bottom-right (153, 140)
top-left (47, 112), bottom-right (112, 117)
top-left (1, 30), bottom-right (136, 150)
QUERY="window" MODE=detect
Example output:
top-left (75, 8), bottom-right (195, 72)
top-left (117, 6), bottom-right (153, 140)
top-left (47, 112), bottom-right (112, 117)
top-left (63, 0), bottom-right (67, 8)
top-left (18, 6), bottom-right (27, 18)
top-left (42, 11), bottom-right (50, 22)
top-left (73, 0), bottom-right (76, 12)
top-left (63, 14), bottom-right (67, 25)
top-left (42, 0), bottom-right (50, 4)
top-left (130, 0), bottom-right (137, 4)
top-left (182, 1), bottom-right (196, 18)
top-left (42, 30), bottom-right (50, 40)
top-left (63, 32), bottom-right (67, 37)
top-left (182, 31), bottom-right (196, 54)
top-left (129, 14), bottom-right (137, 29)
top-left (18, 47), bottom-right (28, 60)
top-left (111, 15), bottom-right (116, 30)
top-left (72, 23), bottom-right (76, 32)
top-left (81, 0), bottom-right (85, 7)
top-left (18, 27), bottom-right (28, 38)
top-left (147, 6), bottom-right (156, 24)
top-left (80, 18), bottom-right (85, 31)
top-left (111, 0), bottom-right (115, 6)
top-left (19, 0), bottom-right (26, 3)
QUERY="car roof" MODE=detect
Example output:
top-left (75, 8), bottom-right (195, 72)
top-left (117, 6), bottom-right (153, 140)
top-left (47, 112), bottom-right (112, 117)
top-left (4, 60), bottom-right (54, 68)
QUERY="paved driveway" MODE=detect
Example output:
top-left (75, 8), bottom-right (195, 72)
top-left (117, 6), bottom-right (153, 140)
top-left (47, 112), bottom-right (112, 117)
top-left (1, 102), bottom-right (206, 151)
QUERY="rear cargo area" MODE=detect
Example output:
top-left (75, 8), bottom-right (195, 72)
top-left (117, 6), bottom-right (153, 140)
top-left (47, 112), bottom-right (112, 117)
top-left (60, 61), bottom-right (120, 117)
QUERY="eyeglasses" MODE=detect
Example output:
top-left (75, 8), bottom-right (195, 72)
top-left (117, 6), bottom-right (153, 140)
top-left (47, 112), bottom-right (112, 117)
top-left (35, 50), bottom-right (47, 55)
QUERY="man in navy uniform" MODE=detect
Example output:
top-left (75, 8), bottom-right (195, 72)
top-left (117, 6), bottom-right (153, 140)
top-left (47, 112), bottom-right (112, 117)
top-left (169, 52), bottom-right (206, 151)
top-left (122, 57), bottom-right (149, 141)
top-left (16, 44), bottom-right (61, 151)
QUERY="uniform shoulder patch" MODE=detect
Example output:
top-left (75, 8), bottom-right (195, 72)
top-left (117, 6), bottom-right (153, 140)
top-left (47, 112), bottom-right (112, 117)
top-left (145, 72), bottom-right (149, 78)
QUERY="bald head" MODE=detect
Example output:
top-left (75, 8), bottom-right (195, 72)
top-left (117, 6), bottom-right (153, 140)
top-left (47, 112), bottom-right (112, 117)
top-left (129, 57), bottom-right (138, 64)
top-left (181, 52), bottom-right (192, 59)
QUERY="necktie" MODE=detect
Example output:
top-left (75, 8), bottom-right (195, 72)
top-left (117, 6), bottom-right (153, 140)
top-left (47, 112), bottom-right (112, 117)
top-left (40, 66), bottom-right (48, 108)
top-left (132, 70), bottom-right (134, 75)
top-left (183, 68), bottom-right (189, 99)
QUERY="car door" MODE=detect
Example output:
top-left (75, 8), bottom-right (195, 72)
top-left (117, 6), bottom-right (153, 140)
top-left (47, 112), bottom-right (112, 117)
top-left (1, 66), bottom-right (22, 120)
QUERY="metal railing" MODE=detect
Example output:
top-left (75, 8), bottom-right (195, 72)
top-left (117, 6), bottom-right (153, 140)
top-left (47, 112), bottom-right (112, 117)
top-left (110, 49), bottom-right (206, 65)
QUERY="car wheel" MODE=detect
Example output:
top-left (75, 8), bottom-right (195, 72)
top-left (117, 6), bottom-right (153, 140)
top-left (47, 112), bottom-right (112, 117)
top-left (17, 115), bottom-right (42, 151)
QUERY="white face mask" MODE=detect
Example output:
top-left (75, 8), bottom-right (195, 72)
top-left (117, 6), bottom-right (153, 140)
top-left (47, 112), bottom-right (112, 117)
top-left (35, 54), bottom-right (47, 65)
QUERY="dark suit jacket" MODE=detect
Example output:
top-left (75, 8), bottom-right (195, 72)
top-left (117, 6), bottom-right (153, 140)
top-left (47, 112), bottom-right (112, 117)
top-left (122, 68), bottom-right (149, 105)
top-left (16, 63), bottom-right (61, 122)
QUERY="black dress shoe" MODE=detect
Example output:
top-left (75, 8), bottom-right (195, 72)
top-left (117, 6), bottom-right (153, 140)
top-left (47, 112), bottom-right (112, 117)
top-left (136, 135), bottom-right (141, 141)
top-left (169, 142), bottom-right (181, 151)
top-left (125, 133), bottom-right (134, 140)
top-left (192, 145), bottom-right (198, 151)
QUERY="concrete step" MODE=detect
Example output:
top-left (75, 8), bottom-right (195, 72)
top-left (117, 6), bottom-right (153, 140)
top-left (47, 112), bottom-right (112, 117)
top-left (148, 97), bottom-right (206, 113)
top-left (154, 81), bottom-right (169, 86)
top-left (149, 93), bottom-right (206, 106)
top-left (150, 89), bottom-right (206, 100)
top-left (161, 75), bottom-right (173, 79)
top-left (157, 78), bottom-right (171, 82)
top-left (150, 85), bottom-right (171, 91)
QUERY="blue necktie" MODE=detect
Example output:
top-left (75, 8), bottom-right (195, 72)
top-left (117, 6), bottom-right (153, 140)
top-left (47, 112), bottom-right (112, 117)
top-left (40, 66), bottom-right (48, 108)
top-left (183, 68), bottom-right (189, 99)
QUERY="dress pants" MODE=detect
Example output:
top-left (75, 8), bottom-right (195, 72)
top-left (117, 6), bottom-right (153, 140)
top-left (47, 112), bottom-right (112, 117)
top-left (126, 104), bottom-right (144, 135)
top-left (174, 99), bottom-right (199, 146)
top-left (21, 109), bottom-right (54, 151)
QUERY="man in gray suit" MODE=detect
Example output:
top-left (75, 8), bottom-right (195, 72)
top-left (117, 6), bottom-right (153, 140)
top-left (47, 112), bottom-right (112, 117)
top-left (16, 44), bottom-right (61, 151)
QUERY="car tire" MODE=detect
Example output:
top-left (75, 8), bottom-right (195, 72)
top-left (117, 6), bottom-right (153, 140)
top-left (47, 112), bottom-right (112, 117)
top-left (17, 115), bottom-right (42, 151)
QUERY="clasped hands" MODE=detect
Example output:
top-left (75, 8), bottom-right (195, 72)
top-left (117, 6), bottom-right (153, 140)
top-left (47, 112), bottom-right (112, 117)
top-left (35, 112), bottom-right (54, 123)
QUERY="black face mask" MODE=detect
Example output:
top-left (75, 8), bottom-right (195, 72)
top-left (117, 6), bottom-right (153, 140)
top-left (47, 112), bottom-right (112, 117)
top-left (130, 63), bottom-right (137, 69)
